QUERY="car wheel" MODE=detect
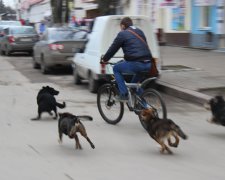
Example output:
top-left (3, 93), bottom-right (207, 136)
top-left (32, 54), bottom-right (40, 69)
top-left (0, 49), bottom-right (5, 56)
top-left (28, 51), bottom-right (33, 56)
top-left (40, 56), bottom-right (49, 74)
top-left (73, 68), bottom-right (82, 85)
top-left (5, 48), bottom-right (11, 56)
top-left (88, 72), bottom-right (98, 93)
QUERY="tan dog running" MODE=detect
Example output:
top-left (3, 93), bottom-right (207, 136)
top-left (140, 108), bottom-right (188, 154)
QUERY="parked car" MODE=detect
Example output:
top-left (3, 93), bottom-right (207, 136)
top-left (0, 21), bottom-right (22, 43)
top-left (0, 25), bottom-right (39, 56)
top-left (32, 27), bottom-right (88, 74)
top-left (72, 15), bottom-right (161, 93)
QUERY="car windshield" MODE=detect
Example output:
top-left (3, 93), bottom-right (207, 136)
top-left (0, 21), bottom-right (21, 26)
top-left (11, 27), bottom-right (36, 35)
top-left (49, 29), bottom-right (84, 41)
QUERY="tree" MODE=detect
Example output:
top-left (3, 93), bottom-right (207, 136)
top-left (97, 0), bottom-right (119, 15)
top-left (51, 0), bottom-right (73, 25)
top-left (0, 0), bottom-right (16, 20)
top-left (51, 0), bottom-right (62, 24)
top-left (0, 0), bottom-right (6, 14)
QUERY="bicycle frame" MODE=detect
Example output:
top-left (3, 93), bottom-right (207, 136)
top-left (103, 62), bottom-right (157, 112)
top-left (125, 79), bottom-right (156, 113)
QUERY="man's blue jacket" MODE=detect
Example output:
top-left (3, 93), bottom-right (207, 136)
top-left (103, 26), bottom-right (152, 62)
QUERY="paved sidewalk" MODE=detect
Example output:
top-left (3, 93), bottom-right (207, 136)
top-left (157, 46), bottom-right (225, 105)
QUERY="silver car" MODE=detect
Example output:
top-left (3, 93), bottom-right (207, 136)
top-left (33, 27), bottom-right (88, 74)
top-left (0, 26), bottom-right (39, 55)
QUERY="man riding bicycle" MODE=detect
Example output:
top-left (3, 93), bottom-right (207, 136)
top-left (101, 17), bottom-right (153, 102)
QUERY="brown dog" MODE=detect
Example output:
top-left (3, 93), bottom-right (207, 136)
top-left (58, 112), bottom-right (95, 149)
top-left (140, 108), bottom-right (188, 154)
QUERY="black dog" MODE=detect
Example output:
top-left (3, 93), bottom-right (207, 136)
top-left (31, 86), bottom-right (66, 120)
top-left (205, 96), bottom-right (225, 126)
top-left (58, 112), bottom-right (95, 149)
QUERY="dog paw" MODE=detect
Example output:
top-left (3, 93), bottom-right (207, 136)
top-left (91, 144), bottom-right (95, 149)
top-left (58, 139), bottom-right (62, 144)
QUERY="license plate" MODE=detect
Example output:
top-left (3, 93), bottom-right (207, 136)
top-left (20, 38), bottom-right (32, 42)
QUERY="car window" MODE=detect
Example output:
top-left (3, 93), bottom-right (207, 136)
top-left (73, 31), bottom-right (88, 39)
top-left (11, 27), bottom-right (36, 35)
top-left (0, 21), bottom-right (21, 26)
top-left (49, 30), bottom-right (86, 41)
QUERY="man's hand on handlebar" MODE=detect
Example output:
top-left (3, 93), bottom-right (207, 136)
top-left (100, 55), bottom-right (107, 64)
top-left (100, 59), bottom-right (106, 64)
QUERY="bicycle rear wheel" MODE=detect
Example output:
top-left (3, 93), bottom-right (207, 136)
top-left (97, 84), bottom-right (124, 124)
top-left (138, 88), bottom-right (167, 129)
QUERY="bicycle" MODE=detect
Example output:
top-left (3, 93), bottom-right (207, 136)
top-left (97, 62), bottom-right (167, 130)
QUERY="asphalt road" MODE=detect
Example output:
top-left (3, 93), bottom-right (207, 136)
top-left (0, 54), bottom-right (225, 180)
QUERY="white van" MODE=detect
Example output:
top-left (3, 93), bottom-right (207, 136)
top-left (72, 15), bottom-right (160, 93)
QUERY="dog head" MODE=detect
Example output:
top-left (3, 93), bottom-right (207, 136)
top-left (41, 86), bottom-right (59, 96)
top-left (140, 108), bottom-right (157, 122)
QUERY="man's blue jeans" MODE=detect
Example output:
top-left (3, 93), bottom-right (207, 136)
top-left (113, 61), bottom-right (151, 97)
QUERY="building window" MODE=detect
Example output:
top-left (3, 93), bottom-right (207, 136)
top-left (200, 6), bottom-right (210, 27)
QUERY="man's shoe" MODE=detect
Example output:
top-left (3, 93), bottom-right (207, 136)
top-left (114, 95), bottom-right (129, 102)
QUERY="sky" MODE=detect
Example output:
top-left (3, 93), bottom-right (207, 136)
top-left (3, 0), bottom-right (16, 8)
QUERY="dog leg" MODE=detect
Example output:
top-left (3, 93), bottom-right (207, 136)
top-left (31, 112), bottom-right (41, 120)
top-left (53, 108), bottom-right (58, 120)
top-left (168, 134), bottom-right (179, 148)
top-left (79, 126), bottom-right (95, 149)
top-left (86, 137), bottom-right (95, 149)
top-left (164, 144), bottom-right (173, 154)
top-left (74, 134), bottom-right (82, 149)
top-left (155, 138), bottom-right (173, 154)
top-left (48, 111), bottom-right (53, 116)
top-left (58, 131), bottom-right (63, 144)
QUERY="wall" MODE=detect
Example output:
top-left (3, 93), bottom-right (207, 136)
top-left (191, 0), bottom-right (218, 49)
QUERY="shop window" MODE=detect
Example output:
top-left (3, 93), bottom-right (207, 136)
top-left (200, 6), bottom-right (210, 28)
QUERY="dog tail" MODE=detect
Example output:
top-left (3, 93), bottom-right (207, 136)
top-left (77, 115), bottom-right (93, 121)
top-left (174, 126), bottom-right (188, 140)
top-left (169, 120), bottom-right (188, 140)
top-left (56, 102), bottom-right (66, 109)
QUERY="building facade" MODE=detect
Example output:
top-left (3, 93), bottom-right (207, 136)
top-left (119, 0), bottom-right (191, 46)
top-left (191, 0), bottom-right (225, 49)
top-left (18, 0), bottom-right (51, 23)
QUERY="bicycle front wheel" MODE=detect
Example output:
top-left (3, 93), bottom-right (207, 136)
top-left (97, 84), bottom-right (124, 124)
top-left (139, 88), bottom-right (167, 129)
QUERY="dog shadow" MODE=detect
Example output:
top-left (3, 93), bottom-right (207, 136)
top-left (56, 143), bottom-right (94, 158)
top-left (30, 116), bottom-right (58, 122)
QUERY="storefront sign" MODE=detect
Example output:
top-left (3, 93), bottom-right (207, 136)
top-left (172, 7), bottom-right (185, 30)
top-left (194, 0), bottom-right (216, 6)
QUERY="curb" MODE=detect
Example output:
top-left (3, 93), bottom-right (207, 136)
top-left (156, 81), bottom-right (212, 105)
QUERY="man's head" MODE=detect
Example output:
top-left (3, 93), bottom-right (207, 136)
top-left (120, 17), bottom-right (133, 30)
